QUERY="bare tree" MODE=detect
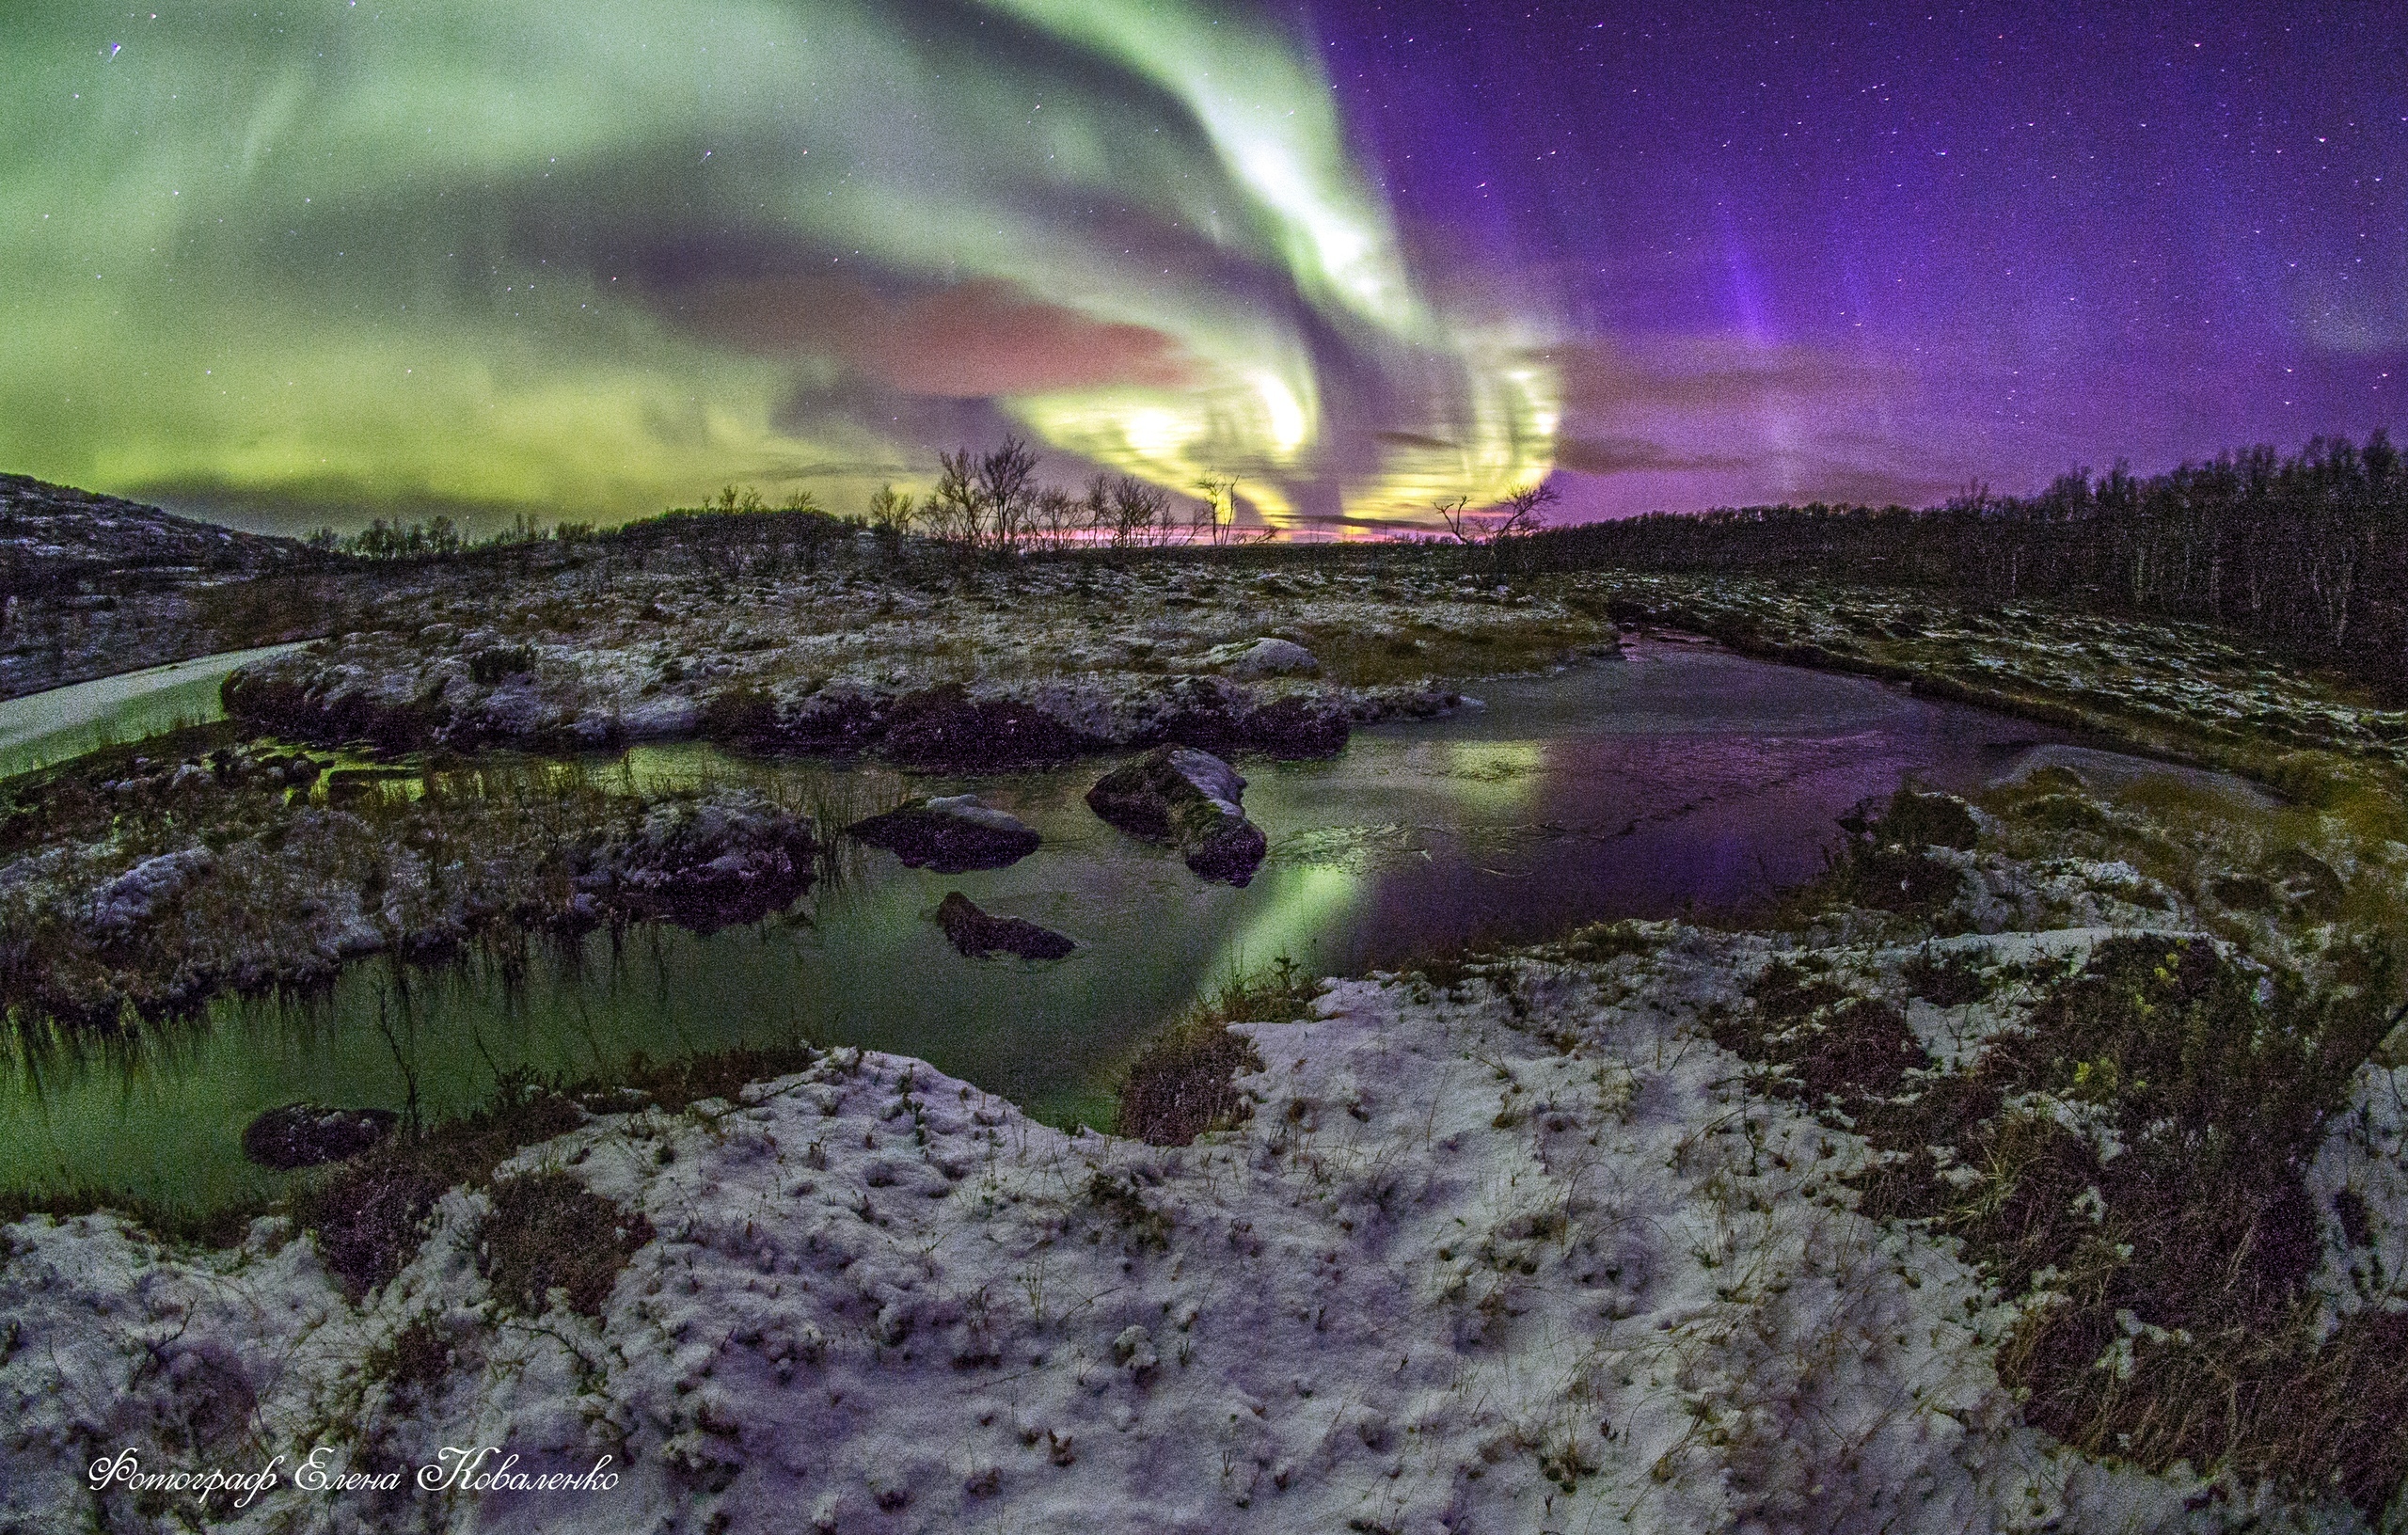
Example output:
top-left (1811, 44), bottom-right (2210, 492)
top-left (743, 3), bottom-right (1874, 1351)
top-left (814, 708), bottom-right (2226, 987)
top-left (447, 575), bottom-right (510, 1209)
top-left (976, 435), bottom-right (1041, 550)
top-left (928, 450), bottom-right (986, 546)
top-left (1492, 481), bottom-right (1559, 540)
top-left (1036, 486), bottom-right (1078, 546)
top-left (1102, 475), bottom-right (1166, 547)
top-left (1434, 494), bottom-right (1477, 543)
top-left (1193, 473), bottom-right (1240, 546)
top-left (866, 483), bottom-right (918, 535)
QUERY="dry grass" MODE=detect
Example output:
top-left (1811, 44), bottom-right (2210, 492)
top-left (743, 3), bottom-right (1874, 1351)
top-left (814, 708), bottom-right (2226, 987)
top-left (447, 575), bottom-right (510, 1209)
top-left (1112, 959), bottom-right (1316, 1146)
top-left (1720, 932), bottom-right (2408, 1511)
top-left (480, 1170), bottom-right (654, 1318)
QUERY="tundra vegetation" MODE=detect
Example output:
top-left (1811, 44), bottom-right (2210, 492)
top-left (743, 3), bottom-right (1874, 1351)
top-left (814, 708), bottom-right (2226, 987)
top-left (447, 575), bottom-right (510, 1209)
top-left (4, 438), bottom-right (2408, 1528)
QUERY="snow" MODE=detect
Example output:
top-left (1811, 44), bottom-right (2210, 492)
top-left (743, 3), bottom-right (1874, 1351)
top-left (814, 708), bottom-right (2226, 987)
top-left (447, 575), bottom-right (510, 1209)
top-left (1165, 746), bottom-right (1246, 818)
top-left (2307, 1061), bottom-right (2408, 1330)
top-left (1, 924), bottom-right (2347, 1533)
top-left (918, 794), bottom-right (1036, 837)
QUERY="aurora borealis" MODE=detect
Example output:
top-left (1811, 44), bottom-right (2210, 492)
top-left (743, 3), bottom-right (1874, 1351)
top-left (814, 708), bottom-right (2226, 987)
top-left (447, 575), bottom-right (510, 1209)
top-left (4, 2), bottom-right (2401, 534)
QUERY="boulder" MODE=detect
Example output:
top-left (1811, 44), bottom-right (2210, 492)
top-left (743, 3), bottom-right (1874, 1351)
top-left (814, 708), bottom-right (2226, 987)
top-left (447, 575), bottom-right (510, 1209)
top-left (84, 847), bottom-right (214, 934)
top-left (933, 892), bottom-right (1075, 960)
top-left (576, 792), bottom-right (817, 931)
top-left (848, 796), bottom-right (1040, 873)
top-left (1206, 637), bottom-right (1320, 678)
top-left (241, 1102), bottom-right (399, 1170)
top-left (1085, 745), bottom-right (1268, 885)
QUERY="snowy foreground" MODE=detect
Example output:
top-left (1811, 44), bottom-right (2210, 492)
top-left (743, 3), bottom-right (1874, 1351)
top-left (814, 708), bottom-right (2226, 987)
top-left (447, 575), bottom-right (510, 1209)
top-left (1, 925), bottom-right (2377, 1534)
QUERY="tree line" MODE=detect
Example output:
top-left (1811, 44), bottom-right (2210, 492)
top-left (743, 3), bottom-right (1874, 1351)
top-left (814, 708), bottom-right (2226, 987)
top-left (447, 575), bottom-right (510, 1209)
top-left (306, 436), bottom-right (1256, 561)
top-left (1519, 433), bottom-right (2408, 695)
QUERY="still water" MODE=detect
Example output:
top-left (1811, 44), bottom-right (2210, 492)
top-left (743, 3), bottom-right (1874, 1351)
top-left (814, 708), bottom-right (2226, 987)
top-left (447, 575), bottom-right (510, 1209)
top-left (2, 641), bottom-right (2098, 1209)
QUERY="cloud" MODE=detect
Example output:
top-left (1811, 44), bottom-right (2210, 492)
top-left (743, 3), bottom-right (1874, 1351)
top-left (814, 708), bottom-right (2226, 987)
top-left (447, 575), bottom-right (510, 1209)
top-left (1553, 335), bottom-right (1897, 418)
top-left (673, 277), bottom-right (1201, 399)
top-left (1551, 435), bottom-right (1748, 477)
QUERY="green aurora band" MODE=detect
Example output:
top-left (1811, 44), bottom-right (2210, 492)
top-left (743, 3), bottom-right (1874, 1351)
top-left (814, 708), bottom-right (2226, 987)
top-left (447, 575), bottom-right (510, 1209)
top-left (3, 0), bottom-right (1560, 533)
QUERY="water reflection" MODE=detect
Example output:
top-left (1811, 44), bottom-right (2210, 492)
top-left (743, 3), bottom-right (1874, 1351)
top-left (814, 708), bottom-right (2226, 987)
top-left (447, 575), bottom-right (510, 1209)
top-left (3, 641), bottom-right (2143, 1209)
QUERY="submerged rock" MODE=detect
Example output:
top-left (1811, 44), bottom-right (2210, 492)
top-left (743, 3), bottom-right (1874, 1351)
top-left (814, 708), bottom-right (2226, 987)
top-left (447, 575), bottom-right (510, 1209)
top-left (1085, 745), bottom-right (1268, 885)
top-left (932, 892), bottom-right (1074, 960)
top-left (240, 1102), bottom-right (399, 1170)
top-left (848, 795), bottom-right (1040, 873)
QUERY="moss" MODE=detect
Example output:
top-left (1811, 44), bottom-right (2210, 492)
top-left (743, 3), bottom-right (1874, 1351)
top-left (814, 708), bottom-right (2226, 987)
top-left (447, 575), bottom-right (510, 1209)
top-left (1114, 1021), bottom-right (1263, 1147)
top-left (1900, 945), bottom-right (1990, 1006)
top-left (1713, 962), bottom-right (1925, 1103)
top-left (363, 1311), bottom-right (452, 1399)
top-left (293, 1077), bottom-right (584, 1296)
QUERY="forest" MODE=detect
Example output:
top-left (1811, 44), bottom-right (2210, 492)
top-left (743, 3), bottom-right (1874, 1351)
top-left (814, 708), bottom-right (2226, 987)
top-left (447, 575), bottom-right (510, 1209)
top-left (1521, 434), bottom-right (2408, 696)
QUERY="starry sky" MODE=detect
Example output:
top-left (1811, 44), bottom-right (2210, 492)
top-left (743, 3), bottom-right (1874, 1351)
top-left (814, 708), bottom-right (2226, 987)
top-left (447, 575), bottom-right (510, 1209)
top-left (3, 1), bottom-right (2400, 535)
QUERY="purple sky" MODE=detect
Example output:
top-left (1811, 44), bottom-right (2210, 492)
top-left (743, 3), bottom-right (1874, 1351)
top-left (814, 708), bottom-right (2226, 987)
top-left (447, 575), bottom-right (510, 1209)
top-left (1318, 0), bottom-right (2407, 518)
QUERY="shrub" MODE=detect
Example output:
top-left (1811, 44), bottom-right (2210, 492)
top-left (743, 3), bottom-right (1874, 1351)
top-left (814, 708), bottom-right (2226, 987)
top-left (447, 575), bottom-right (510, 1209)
top-left (1790, 936), bottom-right (2408, 1511)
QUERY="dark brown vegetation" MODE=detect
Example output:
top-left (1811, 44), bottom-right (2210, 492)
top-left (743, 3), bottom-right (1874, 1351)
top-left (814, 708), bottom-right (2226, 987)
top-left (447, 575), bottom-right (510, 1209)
top-left (1114, 959), bottom-right (1314, 1146)
top-left (294, 1043), bottom-right (818, 1295)
top-left (480, 1171), bottom-right (655, 1318)
top-left (293, 1078), bottom-right (583, 1296)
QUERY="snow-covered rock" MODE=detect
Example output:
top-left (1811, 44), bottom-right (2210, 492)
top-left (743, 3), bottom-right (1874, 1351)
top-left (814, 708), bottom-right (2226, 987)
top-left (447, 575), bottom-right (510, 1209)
top-left (1207, 637), bottom-right (1320, 678)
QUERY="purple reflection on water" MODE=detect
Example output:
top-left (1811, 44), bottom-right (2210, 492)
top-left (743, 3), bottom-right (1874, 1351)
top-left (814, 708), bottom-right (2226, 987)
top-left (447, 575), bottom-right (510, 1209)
top-left (1256, 641), bottom-right (2070, 967)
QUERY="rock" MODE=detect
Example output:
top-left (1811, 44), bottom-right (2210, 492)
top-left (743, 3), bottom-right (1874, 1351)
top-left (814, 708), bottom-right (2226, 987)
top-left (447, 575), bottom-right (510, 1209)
top-left (240, 1102), bottom-right (399, 1170)
top-left (84, 847), bottom-right (214, 934)
top-left (1207, 637), bottom-right (1319, 678)
top-left (879, 684), bottom-right (1091, 770)
top-left (578, 793), bottom-right (818, 931)
top-left (849, 796), bottom-right (1040, 873)
top-left (932, 893), bottom-right (1074, 960)
top-left (1085, 746), bottom-right (1268, 885)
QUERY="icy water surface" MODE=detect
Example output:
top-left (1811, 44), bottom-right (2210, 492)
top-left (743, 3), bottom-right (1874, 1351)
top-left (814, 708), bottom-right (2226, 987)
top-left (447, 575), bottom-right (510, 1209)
top-left (0, 642), bottom-right (305, 780)
top-left (3, 641), bottom-right (2133, 1208)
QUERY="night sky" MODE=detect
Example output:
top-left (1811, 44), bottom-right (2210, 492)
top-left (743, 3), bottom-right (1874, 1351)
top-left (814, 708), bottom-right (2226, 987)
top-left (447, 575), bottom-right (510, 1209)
top-left (5, 1), bottom-right (2401, 534)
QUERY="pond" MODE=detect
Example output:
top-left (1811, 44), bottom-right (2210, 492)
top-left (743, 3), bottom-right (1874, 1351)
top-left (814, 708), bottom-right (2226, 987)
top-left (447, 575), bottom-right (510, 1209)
top-left (1, 640), bottom-right (2143, 1211)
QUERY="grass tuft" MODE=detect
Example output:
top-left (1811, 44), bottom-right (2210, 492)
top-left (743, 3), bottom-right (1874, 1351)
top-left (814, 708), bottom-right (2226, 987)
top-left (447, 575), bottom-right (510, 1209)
top-left (1113, 957), bottom-right (1314, 1146)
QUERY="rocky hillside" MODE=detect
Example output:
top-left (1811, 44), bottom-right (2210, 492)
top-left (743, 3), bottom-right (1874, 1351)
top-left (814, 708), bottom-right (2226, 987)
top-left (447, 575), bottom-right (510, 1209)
top-left (0, 475), bottom-right (305, 578)
top-left (0, 475), bottom-right (335, 701)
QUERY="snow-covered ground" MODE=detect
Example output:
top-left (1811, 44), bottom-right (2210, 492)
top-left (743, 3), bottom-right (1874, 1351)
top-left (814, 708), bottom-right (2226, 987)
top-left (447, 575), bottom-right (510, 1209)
top-left (2, 900), bottom-right (2369, 1533)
